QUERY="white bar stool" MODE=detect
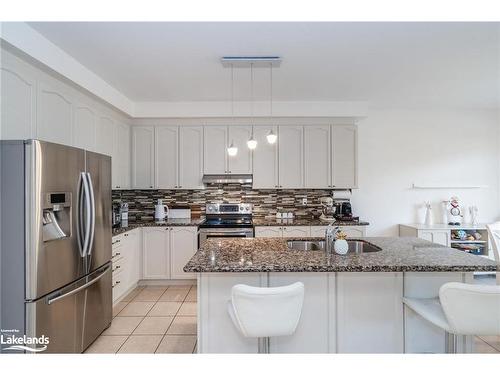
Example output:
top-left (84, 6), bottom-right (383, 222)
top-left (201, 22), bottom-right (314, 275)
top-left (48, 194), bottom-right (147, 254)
top-left (403, 282), bottom-right (500, 353)
top-left (227, 282), bottom-right (305, 353)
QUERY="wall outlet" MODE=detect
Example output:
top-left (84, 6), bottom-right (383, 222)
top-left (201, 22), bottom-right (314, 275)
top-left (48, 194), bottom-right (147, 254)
top-left (302, 198), bottom-right (307, 206)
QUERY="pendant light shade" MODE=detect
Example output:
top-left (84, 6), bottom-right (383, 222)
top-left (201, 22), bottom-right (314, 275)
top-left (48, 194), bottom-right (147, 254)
top-left (227, 140), bottom-right (238, 156)
top-left (266, 130), bottom-right (277, 144)
top-left (247, 136), bottom-right (257, 149)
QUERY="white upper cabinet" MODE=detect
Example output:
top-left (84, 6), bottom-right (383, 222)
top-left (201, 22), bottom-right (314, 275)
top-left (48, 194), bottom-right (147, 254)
top-left (1, 62), bottom-right (36, 140)
top-left (132, 126), bottom-right (155, 189)
top-left (37, 81), bottom-right (73, 145)
top-left (96, 116), bottom-right (115, 156)
top-left (114, 122), bottom-right (130, 189)
top-left (332, 125), bottom-right (358, 188)
top-left (278, 125), bottom-right (304, 189)
top-left (304, 125), bottom-right (331, 188)
top-left (228, 126), bottom-right (252, 174)
top-left (204, 126), bottom-right (227, 174)
top-left (252, 125), bottom-right (278, 189)
top-left (73, 104), bottom-right (96, 152)
top-left (179, 126), bottom-right (204, 189)
top-left (155, 126), bottom-right (178, 189)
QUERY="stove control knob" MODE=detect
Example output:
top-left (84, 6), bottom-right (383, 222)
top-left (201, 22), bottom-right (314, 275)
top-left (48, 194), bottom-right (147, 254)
top-left (240, 207), bottom-right (244, 211)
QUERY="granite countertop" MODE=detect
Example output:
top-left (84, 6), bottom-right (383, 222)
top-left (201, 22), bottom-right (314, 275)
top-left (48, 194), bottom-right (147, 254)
top-left (252, 218), bottom-right (369, 226)
top-left (183, 236), bottom-right (498, 273)
top-left (113, 218), bottom-right (205, 235)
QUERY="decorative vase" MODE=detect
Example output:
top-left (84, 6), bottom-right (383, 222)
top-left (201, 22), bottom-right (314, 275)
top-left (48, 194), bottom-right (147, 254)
top-left (334, 239), bottom-right (349, 255)
top-left (424, 202), bottom-right (433, 225)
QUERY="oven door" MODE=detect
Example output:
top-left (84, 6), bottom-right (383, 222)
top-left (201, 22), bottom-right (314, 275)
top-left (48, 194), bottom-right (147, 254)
top-left (199, 228), bottom-right (254, 247)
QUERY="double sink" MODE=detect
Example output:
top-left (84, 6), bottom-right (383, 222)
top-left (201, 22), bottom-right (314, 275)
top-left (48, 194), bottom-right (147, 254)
top-left (287, 239), bottom-right (381, 254)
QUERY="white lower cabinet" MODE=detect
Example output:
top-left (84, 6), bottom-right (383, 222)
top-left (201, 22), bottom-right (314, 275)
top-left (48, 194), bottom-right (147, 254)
top-left (255, 226), bottom-right (311, 238)
top-left (142, 226), bottom-right (198, 280)
top-left (282, 226), bottom-right (310, 237)
top-left (112, 229), bottom-right (141, 303)
top-left (142, 227), bottom-right (171, 279)
top-left (257, 225), bottom-right (366, 239)
top-left (269, 273), bottom-right (334, 353)
top-left (417, 230), bottom-right (450, 247)
top-left (310, 225), bottom-right (366, 238)
top-left (170, 227), bottom-right (198, 279)
top-left (255, 226), bottom-right (283, 238)
top-left (336, 272), bottom-right (404, 353)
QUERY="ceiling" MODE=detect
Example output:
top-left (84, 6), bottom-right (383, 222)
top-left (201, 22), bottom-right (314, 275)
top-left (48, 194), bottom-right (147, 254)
top-left (28, 22), bottom-right (499, 107)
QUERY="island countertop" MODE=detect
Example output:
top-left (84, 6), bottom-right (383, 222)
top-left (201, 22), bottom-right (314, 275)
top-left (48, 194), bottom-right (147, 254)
top-left (183, 237), bottom-right (498, 273)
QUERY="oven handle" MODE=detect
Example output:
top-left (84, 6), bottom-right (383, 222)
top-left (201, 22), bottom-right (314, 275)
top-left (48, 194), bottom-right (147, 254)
top-left (204, 232), bottom-right (253, 237)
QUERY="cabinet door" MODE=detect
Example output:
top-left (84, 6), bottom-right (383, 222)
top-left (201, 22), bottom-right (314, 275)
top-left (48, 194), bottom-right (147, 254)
top-left (170, 226), bottom-right (198, 279)
top-left (132, 126), bottom-right (155, 189)
top-left (123, 229), bottom-right (141, 288)
top-left (73, 104), bottom-right (96, 151)
top-left (310, 226), bottom-right (328, 237)
top-left (1, 61), bottom-right (36, 140)
top-left (96, 116), bottom-right (115, 156)
top-left (304, 125), bottom-right (331, 188)
top-left (332, 125), bottom-right (358, 188)
top-left (418, 230), bottom-right (450, 247)
top-left (204, 126), bottom-right (227, 174)
top-left (228, 126), bottom-right (252, 174)
top-left (116, 122), bottom-right (131, 189)
top-left (142, 227), bottom-right (170, 279)
top-left (179, 126), bottom-right (204, 189)
top-left (337, 272), bottom-right (404, 353)
top-left (278, 126), bottom-right (304, 188)
top-left (156, 126), bottom-right (178, 189)
top-left (340, 226), bottom-right (366, 238)
top-left (37, 81), bottom-right (73, 145)
top-left (283, 226), bottom-right (310, 238)
top-left (254, 226), bottom-right (283, 238)
top-left (252, 126), bottom-right (278, 189)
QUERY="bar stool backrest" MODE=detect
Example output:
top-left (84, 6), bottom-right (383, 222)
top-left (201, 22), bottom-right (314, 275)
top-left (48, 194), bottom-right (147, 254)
top-left (229, 282), bottom-right (305, 338)
top-left (439, 282), bottom-right (500, 336)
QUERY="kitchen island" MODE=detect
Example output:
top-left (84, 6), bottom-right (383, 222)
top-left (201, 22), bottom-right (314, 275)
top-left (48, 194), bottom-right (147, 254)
top-left (184, 237), bottom-right (497, 354)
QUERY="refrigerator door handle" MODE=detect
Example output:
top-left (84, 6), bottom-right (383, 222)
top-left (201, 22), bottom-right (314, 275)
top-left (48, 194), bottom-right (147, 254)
top-left (85, 172), bottom-right (96, 257)
top-left (77, 172), bottom-right (85, 257)
top-left (46, 264), bottom-right (110, 305)
top-left (81, 172), bottom-right (92, 257)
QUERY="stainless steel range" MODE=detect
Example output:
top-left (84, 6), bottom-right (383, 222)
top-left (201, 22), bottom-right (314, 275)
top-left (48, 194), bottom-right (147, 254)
top-left (199, 203), bottom-right (254, 246)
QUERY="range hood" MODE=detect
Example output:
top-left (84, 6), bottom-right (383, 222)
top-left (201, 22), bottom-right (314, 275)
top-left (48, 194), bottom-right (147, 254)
top-left (202, 174), bottom-right (253, 184)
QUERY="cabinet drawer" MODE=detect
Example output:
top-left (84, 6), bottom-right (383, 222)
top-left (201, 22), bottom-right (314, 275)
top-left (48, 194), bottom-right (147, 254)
top-left (112, 256), bottom-right (125, 274)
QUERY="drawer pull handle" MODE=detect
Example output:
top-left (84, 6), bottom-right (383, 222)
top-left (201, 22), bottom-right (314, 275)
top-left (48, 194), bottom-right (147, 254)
top-left (112, 252), bottom-right (121, 258)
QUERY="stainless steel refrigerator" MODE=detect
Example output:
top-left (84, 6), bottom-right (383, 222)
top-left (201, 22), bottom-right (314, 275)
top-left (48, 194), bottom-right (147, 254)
top-left (1, 140), bottom-right (112, 353)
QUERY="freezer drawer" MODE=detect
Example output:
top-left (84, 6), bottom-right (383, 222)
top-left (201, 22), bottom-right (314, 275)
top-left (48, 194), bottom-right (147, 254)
top-left (26, 263), bottom-right (112, 353)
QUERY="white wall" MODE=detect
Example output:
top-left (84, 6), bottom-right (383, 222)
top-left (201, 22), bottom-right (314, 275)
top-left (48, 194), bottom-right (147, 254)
top-left (353, 108), bottom-right (500, 236)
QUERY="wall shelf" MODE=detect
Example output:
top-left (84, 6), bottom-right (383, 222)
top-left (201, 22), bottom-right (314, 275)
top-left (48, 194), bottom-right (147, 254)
top-left (411, 183), bottom-right (488, 189)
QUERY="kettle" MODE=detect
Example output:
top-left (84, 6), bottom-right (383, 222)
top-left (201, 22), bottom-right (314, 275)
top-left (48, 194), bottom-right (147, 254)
top-left (154, 199), bottom-right (169, 221)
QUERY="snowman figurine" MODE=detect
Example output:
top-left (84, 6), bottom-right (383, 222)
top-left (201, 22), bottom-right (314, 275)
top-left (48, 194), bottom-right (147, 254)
top-left (446, 196), bottom-right (463, 225)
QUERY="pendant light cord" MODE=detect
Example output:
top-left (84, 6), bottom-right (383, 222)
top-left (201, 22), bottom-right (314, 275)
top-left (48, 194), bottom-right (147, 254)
top-left (231, 64), bottom-right (234, 119)
top-left (270, 62), bottom-right (273, 116)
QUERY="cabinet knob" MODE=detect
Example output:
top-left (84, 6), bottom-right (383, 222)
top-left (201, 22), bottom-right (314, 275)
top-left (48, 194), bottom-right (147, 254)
top-left (149, 185), bottom-right (153, 188)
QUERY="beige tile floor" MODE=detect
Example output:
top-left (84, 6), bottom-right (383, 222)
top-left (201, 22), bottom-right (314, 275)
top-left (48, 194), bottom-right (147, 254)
top-left (85, 284), bottom-right (197, 354)
top-left (86, 283), bottom-right (500, 354)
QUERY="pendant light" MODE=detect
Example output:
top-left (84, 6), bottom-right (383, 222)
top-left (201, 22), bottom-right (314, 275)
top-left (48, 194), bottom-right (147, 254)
top-left (227, 64), bottom-right (238, 157)
top-left (266, 62), bottom-right (277, 144)
top-left (247, 63), bottom-right (258, 150)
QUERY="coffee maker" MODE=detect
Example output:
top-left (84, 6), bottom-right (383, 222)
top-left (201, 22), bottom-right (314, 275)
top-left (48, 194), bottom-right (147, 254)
top-left (332, 190), bottom-right (358, 221)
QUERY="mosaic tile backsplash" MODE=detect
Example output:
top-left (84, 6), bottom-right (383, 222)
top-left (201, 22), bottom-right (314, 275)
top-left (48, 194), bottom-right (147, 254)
top-left (112, 184), bottom-right (335, 222)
